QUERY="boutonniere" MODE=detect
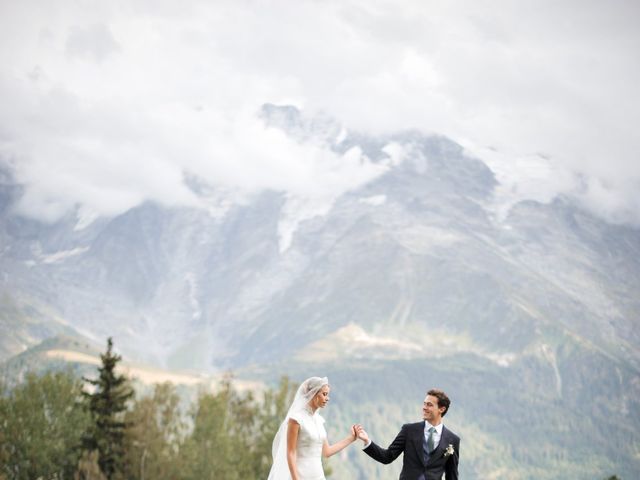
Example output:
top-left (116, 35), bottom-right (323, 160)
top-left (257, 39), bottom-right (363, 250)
top-left (444, 444), bottom-right (455, 457)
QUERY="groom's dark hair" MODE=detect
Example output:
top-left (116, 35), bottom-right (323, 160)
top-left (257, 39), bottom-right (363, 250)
top-left (427, 389), bottom-right (451, 417)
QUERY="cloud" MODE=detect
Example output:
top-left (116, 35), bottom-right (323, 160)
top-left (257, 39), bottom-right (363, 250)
top-left (65, 23), bottom-right (120, 62)
top-left (0, 0), bottom-right (638, 225)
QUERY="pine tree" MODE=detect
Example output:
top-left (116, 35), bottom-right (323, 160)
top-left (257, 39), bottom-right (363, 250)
top-left (81, 338), bottom-right (134, 480)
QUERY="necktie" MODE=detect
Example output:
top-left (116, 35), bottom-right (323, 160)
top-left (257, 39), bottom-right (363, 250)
top-left (426, 426), bottom-right (436, 453)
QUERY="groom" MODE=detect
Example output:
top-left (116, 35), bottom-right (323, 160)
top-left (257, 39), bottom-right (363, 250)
top-left (356, 388), bottom-right (459, 480)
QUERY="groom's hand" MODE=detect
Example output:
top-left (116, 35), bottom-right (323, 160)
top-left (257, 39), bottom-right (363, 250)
top-left (355, 425), bottom-right (370, 444)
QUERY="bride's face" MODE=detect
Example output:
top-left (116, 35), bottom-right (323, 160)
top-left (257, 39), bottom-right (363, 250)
top-left (312, 385), bottom-right (330, 409)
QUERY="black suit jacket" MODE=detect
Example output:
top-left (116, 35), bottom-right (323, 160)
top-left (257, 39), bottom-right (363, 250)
top-left (364, 421), bottom-right (460, 480)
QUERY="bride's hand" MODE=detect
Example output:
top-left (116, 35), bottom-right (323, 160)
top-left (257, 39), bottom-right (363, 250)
top-left (350, 424), bottom-right (361, 440)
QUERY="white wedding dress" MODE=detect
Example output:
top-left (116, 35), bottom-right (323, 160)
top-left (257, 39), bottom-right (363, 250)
top-left (290, 407), bottom-right (327, 480)
top-left (267, 377), bottom-right (330, 480)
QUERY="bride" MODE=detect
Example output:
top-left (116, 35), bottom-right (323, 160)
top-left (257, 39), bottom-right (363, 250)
top-left (267, 376), bottom-right (358, 480)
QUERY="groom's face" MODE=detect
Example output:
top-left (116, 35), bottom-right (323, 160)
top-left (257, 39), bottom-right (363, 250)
top-left (422, 394), bottom-right (444, 424)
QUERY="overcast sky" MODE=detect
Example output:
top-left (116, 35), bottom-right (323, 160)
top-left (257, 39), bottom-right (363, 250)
top-left (1, 0), bottom-right (639, 226)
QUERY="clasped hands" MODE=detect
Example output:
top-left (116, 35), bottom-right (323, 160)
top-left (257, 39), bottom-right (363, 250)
top-left (350, 424), bottom-right (370, 444)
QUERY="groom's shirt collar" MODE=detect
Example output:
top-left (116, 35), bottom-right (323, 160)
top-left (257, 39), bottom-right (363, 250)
top-left (425, 421), bottom-right (443, 434)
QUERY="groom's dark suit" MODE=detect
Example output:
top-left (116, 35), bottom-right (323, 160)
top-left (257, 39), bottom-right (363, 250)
top-left (364, 421), bottom-right (459, 480)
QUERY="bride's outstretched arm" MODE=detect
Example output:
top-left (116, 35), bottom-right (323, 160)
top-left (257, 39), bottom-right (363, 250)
top-left (287, 419), bottom-right (301, 480)
top-left (322, 424), bottom-right (360, 458)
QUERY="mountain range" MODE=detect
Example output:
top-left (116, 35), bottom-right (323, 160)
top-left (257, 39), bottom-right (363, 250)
top-left (1, 104), bottom-right (639, 479)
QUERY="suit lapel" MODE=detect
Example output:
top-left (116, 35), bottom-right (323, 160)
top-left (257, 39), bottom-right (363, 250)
top-left (413, 421), bottom-right (427, 467)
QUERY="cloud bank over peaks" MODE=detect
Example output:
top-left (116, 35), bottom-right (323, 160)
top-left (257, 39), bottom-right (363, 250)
top-left (1, 93), bottom-right (386, 230)
top-left (466, 143), bottom-right (640, 227)
top-left (2, 94), bottom-right (638, 233)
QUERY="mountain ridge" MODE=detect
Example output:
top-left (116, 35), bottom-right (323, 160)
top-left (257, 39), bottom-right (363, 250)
top-left (1, 105), bottom-right (639, 478)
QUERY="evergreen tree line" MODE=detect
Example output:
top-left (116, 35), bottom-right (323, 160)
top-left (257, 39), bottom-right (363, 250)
top-left (0, 338), bottom-right (295, 480)
top-left (0, 339), bottom-right (625, 480)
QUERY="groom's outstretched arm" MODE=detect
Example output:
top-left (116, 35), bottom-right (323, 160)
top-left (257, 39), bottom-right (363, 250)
top-left (363, 424), bottom-right (408, 465)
